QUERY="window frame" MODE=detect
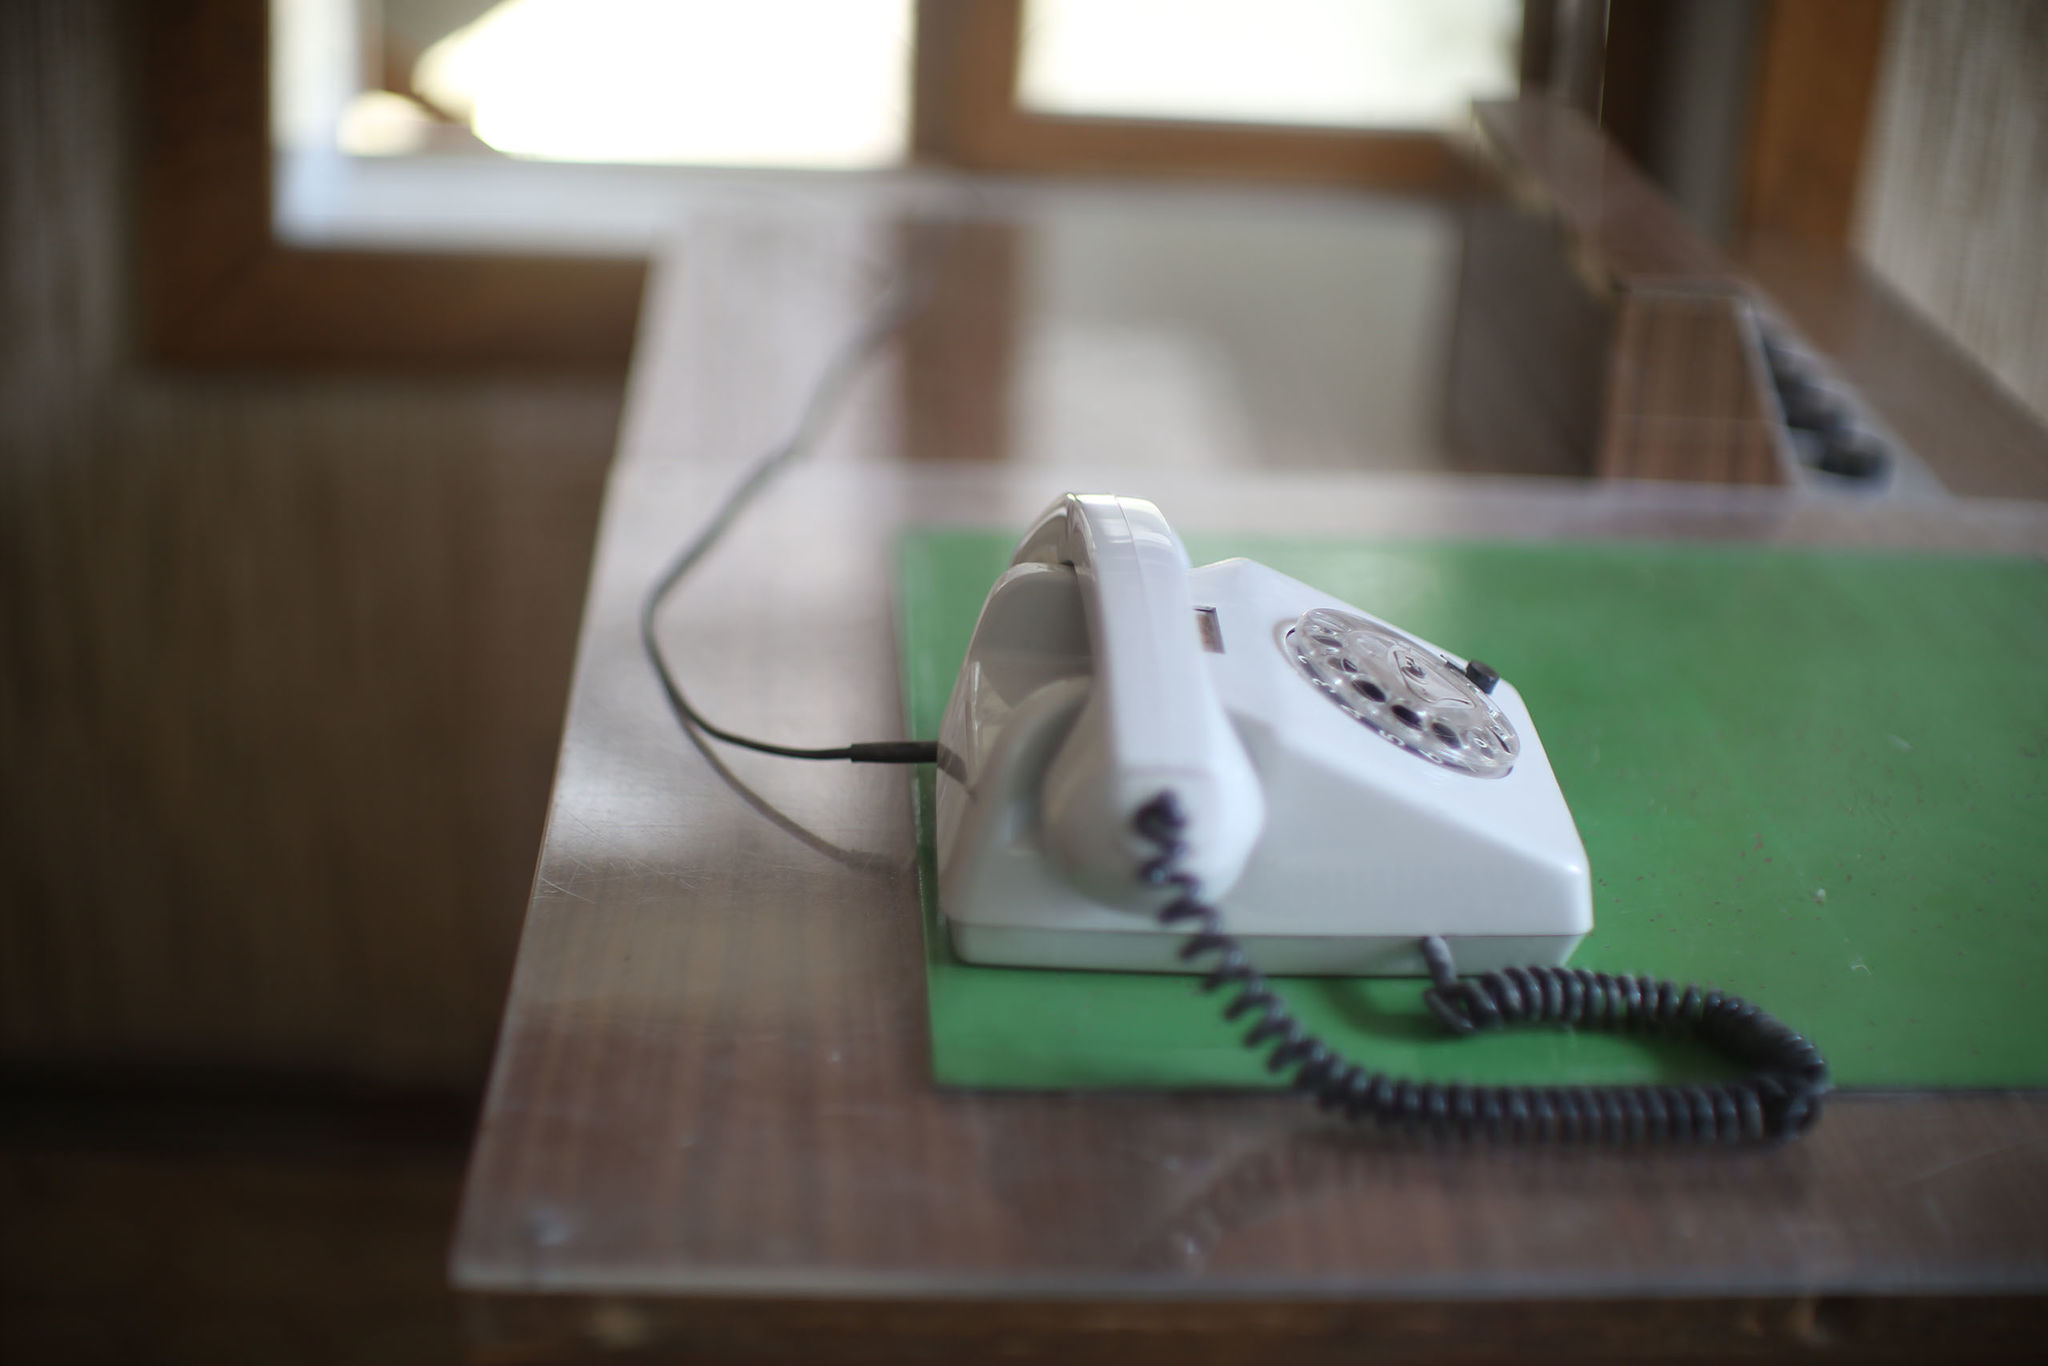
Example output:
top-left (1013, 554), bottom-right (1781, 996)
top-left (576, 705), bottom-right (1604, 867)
top-left (141, 0), bottom-right (645, 369)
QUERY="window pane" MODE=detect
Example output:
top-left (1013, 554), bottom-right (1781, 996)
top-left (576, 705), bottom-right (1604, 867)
top-left (1018, 0), bottom-right (1521, 131)
top-left (278, 0), bottom-right (913, 168)
top-left (413, 0), bottom-right (912, 166)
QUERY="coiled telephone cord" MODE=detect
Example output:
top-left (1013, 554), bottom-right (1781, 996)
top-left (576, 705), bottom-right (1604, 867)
top-left (1133, 792), bottom-right (1831, 1144)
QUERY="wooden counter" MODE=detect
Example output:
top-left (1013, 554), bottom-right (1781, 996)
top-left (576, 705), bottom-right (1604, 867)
top-left (452, 203), bottom-right (2048, 1362)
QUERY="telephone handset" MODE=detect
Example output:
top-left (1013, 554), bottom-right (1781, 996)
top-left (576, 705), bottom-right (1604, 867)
top-left (935, 494), bottom-right (1830, 1142)
top-left (1010, 495), bottom-right (1264, 908)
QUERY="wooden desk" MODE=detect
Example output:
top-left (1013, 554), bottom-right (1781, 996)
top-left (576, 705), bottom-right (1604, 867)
top-left (453, 205), bottom-right (2048, 1362)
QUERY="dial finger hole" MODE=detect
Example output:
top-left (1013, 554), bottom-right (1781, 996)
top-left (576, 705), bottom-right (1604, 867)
top-left (1284, 612), bottom-right (1518, 778)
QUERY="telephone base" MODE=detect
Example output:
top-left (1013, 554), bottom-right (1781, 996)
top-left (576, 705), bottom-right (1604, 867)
top-left (935, 495), bottom-right (1593, 981)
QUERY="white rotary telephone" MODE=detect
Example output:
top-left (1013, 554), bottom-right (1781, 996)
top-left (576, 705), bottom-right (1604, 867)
top-left (927, 495), bottom-right (1828, 1143)
top-left (935, 493), bottom-right (1593, 977)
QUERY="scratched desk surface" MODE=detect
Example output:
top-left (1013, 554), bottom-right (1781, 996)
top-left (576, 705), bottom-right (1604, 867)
top-left (452, 207), bottom-right (2048, 1362)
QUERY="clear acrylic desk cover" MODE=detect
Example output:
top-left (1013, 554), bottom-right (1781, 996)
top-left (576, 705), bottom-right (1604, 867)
top-left (454, 435), bottom-right (2048, 1305)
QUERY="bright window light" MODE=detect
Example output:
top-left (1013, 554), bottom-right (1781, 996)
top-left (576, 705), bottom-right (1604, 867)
top-left (1018, 0), bottom-right (1520, 130)
top-left (411, 0), bottom-right (912, 167)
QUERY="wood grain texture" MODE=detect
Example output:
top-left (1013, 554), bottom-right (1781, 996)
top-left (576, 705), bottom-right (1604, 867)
top-left (1739, 0), bottom-right (1889, 247)
top-left (1, 0), bottom-right (618, 1086)
top-left (1855, 0), bottom-right (2048, 429)
top-left (1597, 291), bottom-right (1786, 484)
top-left (452, 212), bottom-right (2048, 1362)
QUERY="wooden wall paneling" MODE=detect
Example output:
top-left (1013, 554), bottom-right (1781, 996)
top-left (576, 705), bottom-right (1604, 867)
top-left (3, 0), bottom-right (620, 1088)
top-left (1, 385), bottom-right (618, 1086)
top-left (1855, 0), bottom-right (2048, 429)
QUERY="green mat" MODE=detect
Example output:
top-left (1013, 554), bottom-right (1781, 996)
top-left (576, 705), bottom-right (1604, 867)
top-left (898, 531), bottom-right (2048, 1091)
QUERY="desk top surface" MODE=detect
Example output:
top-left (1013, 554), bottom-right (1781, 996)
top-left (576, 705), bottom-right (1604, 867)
top-left (452, 201), bottom-right (2048, 1338)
